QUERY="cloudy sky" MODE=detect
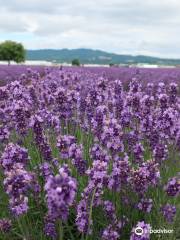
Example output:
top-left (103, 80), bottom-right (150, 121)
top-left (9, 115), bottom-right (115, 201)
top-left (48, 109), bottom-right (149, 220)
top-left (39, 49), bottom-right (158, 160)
top-left (0, 0), bottom-right (180, 58)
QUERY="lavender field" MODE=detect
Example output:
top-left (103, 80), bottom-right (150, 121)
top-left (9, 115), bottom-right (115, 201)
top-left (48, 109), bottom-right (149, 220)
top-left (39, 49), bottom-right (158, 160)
top-left (0, 65), bottom-right (179, 240)
top-left (0, 65), bottom-right (45, 86)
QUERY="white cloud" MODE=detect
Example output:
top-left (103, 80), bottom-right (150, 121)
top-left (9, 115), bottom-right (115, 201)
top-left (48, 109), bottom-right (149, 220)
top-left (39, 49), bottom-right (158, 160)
top-left (0, 0), bottom-right (180, 58)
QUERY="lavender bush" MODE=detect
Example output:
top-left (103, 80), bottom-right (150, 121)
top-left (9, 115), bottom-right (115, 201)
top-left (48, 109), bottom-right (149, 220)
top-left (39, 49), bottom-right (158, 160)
top-left (0, 65), bottom-right (179, 240)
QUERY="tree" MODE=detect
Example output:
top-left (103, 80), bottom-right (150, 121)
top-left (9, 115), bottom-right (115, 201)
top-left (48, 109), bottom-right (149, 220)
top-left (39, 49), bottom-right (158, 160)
top-left (0, 40), bottom-right (25, 65)
top-left (109, 62), bottom-right (115, 67)
top-left (72, 58), bottom-right (80, 66)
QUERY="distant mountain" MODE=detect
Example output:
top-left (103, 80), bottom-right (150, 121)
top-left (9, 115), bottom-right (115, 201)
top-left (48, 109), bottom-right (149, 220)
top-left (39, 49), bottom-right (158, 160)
top-left (26, 48), bottom-right (180, 65)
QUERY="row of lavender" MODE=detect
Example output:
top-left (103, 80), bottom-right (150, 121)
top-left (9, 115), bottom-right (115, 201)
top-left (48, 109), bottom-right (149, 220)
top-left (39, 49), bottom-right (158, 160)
top-left (0, 65), bottom-right (46, 86)
top-left (1, 65), bottom-right (180, 86)
top-left (0, 66), bottom-right (179, 240)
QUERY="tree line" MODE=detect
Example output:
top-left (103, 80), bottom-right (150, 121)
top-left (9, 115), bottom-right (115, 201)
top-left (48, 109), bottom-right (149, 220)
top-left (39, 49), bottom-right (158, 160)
top-left (0, 40), bottom-right (81, 66)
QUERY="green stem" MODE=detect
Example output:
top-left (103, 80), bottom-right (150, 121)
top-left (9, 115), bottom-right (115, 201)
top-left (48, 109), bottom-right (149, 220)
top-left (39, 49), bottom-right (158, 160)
top-left (59, 220), bottom-right (63, 240)
top-left (17, 218), bottom-right (28, 239)
top-left (65, 223), bottom-right (75, 240)
top-left (85, 187), bottom-right (97, 240)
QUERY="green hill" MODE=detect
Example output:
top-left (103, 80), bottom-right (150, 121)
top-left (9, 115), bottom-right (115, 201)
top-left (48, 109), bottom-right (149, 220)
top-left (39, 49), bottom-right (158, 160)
top-left (26, 48), bottom-right (180, 65)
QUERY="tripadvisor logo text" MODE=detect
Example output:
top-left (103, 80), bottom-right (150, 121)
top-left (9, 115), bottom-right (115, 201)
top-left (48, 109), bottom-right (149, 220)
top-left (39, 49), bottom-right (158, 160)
top-left (135, 227), bottom-right (174, 236)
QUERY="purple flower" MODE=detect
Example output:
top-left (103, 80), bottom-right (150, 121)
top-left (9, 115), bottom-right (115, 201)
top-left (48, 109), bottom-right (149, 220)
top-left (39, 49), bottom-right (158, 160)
top-left (30, 115), bottom-right (52, 161)
top-left (0, 125), bottom-right (10, 142)
top-left (100, 118), bottom-right (124, 154)
top-left (45, 164), bottom-right (77, 221)
top-left (69, 143), bottom-right (87, 174)
top-left (133, 143), bottom-right (145, 165)
top-left (141, 160), bottom-right (160, 186)
top-left (0, 143), bottom-right (29, 170)
top-left (76, 199), bottom-right (90, 234)
top-left (158, 94), bottom-right (168, 110)
top-left (161, 204), bottom-right (176, 223)
top-left (86, 160), bottom-right (108, 187)
top-left (102, 224), bottom-right (119, 240)
top-left (131, 168), bottom-right (149, 194)
top-left (90, 144), bottom-right (110, 163)
top-left (164, 176), bottom-right (180, 197)
top-left (108, 155), bottom-right (130, 191)
top-left (153, 144), bottom-right (168, 164)
top-left (4, 166), bottom-right (33, 198)
top-left (137, 198), bottom-right (153, 213)
top-left (12, 101), bottom-right (30, 135)
top-left (169, 82), bottom-right (178, 95)
top-left (131, 160), bottom-right (160, 194)
top-left (3, 163), bottom-right (34, 216)
top-left (57, 135), bottom-right (76, 159)
top-left (10, 196), bottom-right (29, 216)
top-left (76, 160), bottom-right (108, 234)
top-left (103, 200), bottom-right (116, 221)
top-left (91, 105), bottom-right (107, 138)
top-left (44, 215), bottom-right (57, 239)
top-left (39, 162), bottom-right (53, 180)
top-left (0, 218), bottom-right (12, 233)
